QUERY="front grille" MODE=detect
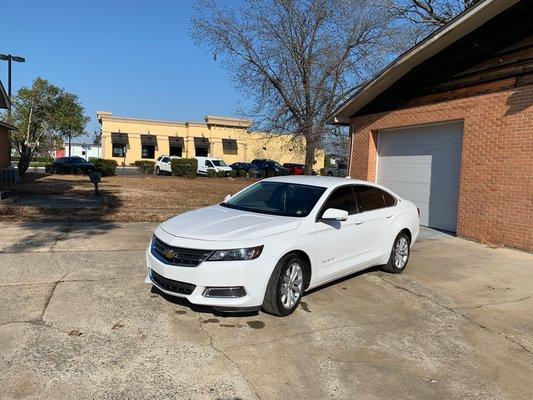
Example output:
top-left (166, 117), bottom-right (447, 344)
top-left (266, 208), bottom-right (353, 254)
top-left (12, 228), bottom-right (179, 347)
top-left (150, 269), bottom-right (196, 295)
top-left (151, 236), bottom-right (212, 267)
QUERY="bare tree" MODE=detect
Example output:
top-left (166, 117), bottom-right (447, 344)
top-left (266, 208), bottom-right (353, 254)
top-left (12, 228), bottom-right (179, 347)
top-left (391, 0), bottom-right (480, 28)
top-left (192, 0), bottom-right (403, 173)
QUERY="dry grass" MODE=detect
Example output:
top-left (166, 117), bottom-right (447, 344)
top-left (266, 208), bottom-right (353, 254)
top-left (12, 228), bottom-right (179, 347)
top-left (0, 173), bottom-right (255, 222)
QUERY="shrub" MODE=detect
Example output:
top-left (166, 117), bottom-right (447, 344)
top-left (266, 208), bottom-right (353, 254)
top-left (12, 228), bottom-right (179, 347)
top-left (206, 169), bottom-right (217, 178)
top-left (216, 170), bottom-right (227, 178)
top-left (171, 158), bottom-right (198, 179)
top-left (229, 170), bottom-right (237, 178)
top-left (92, 158), bottom-right (117, 177)
top-left (133, 160), bottom-right (155, 175)
top-left (45, 164), bottom-right (54, 174)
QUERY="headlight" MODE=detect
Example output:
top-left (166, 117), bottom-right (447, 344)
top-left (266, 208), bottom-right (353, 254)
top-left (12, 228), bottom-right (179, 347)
top-left (206, 245), bottom-right (263, 261)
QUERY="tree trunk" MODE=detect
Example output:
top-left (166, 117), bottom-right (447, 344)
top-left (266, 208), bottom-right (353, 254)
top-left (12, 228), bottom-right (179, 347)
top-left (304, 139), bottom-right (317, 175)
top-left (17, 145), bottom-right (32, 177)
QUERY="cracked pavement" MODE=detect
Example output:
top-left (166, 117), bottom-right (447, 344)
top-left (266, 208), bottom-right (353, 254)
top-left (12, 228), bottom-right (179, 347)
top-left (1, 222), bottom-right (532, 399)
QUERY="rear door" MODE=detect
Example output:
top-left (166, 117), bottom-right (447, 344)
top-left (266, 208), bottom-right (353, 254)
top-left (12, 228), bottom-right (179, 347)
top-left (353, 185), bottom-right (397, 262)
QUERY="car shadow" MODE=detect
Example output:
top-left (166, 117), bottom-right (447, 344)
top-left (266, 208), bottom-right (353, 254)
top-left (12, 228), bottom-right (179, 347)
top-left (150, 266), bottom-right (383, 317)
top-left (303, 266), bottom-right (380, 296)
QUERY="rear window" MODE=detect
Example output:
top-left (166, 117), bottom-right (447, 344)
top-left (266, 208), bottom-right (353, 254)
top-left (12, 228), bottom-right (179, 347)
top-left (354, 186), bottom-right (396, 212)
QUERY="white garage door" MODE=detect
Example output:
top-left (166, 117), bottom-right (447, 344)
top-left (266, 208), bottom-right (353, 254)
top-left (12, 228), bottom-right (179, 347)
top-left (377, 122), bottom-right (463, 232)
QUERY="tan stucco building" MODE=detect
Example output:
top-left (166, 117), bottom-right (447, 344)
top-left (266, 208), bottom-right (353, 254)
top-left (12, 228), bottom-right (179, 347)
top-left (97, 112), bottom-right (324, 169)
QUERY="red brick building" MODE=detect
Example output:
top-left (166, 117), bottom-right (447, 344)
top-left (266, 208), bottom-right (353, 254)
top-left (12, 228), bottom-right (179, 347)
top-left (331, 0), bottom-right (532, 250)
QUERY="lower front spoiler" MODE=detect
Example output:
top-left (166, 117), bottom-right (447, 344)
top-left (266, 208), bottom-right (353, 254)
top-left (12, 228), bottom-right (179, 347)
top-left (145, 273), bottom-right (262, 313)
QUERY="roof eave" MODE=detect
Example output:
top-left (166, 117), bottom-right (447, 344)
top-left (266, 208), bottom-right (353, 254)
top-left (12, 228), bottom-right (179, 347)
top-left (329, 0), bottom-right (520, 122)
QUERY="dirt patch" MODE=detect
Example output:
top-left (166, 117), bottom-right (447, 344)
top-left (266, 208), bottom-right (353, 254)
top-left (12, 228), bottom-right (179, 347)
top-left (0, 173), bottom-right (255, 222)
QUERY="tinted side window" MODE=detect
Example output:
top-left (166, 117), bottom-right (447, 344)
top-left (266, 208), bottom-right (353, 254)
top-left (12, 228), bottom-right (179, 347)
top-left (383, 191), bottom-right (396, 207)
top-left (321, 186), bottom-right (358, 216)
top-left (354, 186), bottom-right (388, 211)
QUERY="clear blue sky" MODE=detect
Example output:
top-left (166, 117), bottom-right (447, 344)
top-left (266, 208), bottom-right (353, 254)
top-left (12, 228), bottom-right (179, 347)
top-left (2, 0), bottom-right (246, 138)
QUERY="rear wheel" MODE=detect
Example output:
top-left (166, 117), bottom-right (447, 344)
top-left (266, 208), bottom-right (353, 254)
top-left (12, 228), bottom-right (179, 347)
top-left (262, 253), bottom-right (306, 316)
top-left (381, 232), bottom-right (410, 274)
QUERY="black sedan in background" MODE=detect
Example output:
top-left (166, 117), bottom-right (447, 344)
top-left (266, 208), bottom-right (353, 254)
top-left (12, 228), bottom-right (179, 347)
top-left (250, 159), bottom-right (290, 177)
top-left (229, 162), bottom-right (261, 178)
top-left (46, 157), bottom-right (96, 174)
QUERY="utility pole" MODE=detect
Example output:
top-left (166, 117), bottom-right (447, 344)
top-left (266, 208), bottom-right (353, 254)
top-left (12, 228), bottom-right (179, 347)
top-left (0, 53), bottom-right (26, 167)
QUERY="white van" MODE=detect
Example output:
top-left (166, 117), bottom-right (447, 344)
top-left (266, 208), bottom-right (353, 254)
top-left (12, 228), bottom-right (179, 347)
top-left (196, 157), bottom-right (233, 176)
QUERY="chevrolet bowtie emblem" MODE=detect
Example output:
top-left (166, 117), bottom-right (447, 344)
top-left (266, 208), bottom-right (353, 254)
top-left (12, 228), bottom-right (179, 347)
top-left (164, 249), bottom-right (177, 259)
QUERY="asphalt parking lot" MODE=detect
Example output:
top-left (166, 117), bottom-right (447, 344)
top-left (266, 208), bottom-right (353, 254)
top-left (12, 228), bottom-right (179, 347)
top-left (1, 222), bottom-right (532, 399)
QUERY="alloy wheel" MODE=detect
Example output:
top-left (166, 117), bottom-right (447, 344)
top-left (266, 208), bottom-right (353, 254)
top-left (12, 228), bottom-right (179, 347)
top-left (394, 237), bottom-right (409, 269)
top-left (280, 262), bottom-right (303, 309)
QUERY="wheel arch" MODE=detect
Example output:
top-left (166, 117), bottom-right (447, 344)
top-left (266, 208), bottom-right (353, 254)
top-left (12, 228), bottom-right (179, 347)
top-left (283, 249), bottom-right (312, 290)
top-left (398, 227), bottom-right (412, 244)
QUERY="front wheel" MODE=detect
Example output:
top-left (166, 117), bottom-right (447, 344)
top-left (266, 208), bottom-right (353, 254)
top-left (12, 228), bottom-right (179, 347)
top-left (262, 253), bottom-right (306, 316)
top-left (155, 166), bottom-right (161, 175)
top-left (381, 232), bottom-right (410, 274)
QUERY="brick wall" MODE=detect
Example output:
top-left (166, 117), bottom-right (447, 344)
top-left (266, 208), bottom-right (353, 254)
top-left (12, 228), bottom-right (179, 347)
top-left (348, 85), bottom-right (533, 251)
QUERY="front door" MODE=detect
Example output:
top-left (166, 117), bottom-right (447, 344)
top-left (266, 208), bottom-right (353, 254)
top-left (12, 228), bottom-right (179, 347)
top-left (314, 185), bottom-right (369, 285)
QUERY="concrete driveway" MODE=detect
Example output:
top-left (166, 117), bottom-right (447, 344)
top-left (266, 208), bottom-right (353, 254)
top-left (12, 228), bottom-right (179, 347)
top-left (1, 222), bottom-right (532, 399)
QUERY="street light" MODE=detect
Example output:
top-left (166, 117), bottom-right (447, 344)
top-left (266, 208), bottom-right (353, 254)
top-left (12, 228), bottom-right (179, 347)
top-left (0, 53), bottom-right (26, 98)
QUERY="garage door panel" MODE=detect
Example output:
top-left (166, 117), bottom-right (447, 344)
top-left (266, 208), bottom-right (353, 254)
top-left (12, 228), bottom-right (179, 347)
top-left (377, 122), bottom-right (463, 232)
top-left (379, 144), bottom-right (462, 164)
top-left (380, 123), bottom-right (463, 146)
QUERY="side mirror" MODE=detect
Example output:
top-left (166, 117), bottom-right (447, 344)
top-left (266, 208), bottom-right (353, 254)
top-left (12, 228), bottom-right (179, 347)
top-left (223, 194), bottom-right (232, 203)
top-left (321, 208), bottom-right (348, 221)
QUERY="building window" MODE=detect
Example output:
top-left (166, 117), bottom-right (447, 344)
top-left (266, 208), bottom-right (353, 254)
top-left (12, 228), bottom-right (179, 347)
top-left (194, 137), bottom-right (210, 157)
top-left (112, 144), bottom-right (126, 157)
top-left (141, 145), bottom-right (155, 159)
top-left (222, 139), bottom-right (238, 155)
top-left (169, 146), bottom-right (182, 157)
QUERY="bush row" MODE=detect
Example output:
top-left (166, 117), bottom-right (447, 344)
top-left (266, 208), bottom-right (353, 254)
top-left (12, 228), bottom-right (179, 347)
top-left (92, 159), bottom-right (118, 177)
top-left (206, 169), bottom-right (237, 178)
top-left (133, 160), bottom-right (155, 175)
top-left (171, 158), bottom-right (198, 179)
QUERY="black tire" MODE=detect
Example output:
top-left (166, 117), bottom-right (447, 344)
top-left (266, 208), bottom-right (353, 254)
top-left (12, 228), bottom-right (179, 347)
top-left (155, 166), bottom-right (161, 175)
top-left (262, 253), bottom-right (307, 316)
top-left (327, 171), bottom-right (333, 176)
top-left (381, 232), bottom-right (411, 274)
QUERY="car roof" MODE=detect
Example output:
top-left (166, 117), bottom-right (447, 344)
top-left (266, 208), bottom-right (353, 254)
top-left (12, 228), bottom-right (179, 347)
top-left (263, 175), bottom-right (395, 192)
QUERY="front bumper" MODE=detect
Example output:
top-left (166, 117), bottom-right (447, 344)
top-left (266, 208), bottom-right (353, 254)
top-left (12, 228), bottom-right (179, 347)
top-left (145, 246), bottom-right (275, 308)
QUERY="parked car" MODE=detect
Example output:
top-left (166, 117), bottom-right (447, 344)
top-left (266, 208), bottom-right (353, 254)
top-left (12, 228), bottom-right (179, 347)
top-left (251, 159), bottom-right (290, 177)
top-left (283, 163), bottom-right (305, 175)
top-left (145, 176), bottom-right (419, 316)
top-left (229, 162), bottom-right (261, 178)
top-left (196, 157), bottom-right (233, 176)
top-left (323, 161), bottom-right (348, 177)
top-left (46, 156), bottom-right (96, 175)
top-left (155, 155), bottom-right (179, 175)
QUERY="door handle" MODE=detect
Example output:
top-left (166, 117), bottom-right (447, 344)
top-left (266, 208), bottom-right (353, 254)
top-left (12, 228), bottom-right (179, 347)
top-left (354, 220), bottom-right (364, 225)
top-left (385, 214), bottom-right (393, 219)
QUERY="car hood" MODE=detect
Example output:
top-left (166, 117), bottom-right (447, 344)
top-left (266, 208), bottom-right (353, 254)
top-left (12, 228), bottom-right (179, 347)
top-left (216, 166), bottom-right (232, 171)
top-left (159, 205), bottom-right (302, 241)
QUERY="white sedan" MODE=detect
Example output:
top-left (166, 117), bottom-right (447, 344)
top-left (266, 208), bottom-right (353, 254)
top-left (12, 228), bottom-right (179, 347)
top-left (145, 176), bottom-right (419, 316)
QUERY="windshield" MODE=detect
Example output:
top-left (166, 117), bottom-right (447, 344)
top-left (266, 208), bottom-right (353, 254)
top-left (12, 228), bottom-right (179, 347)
top-left (222, 181), bottom-right (326, 217)
top-left (212, 160), bottom-right (227, 167)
